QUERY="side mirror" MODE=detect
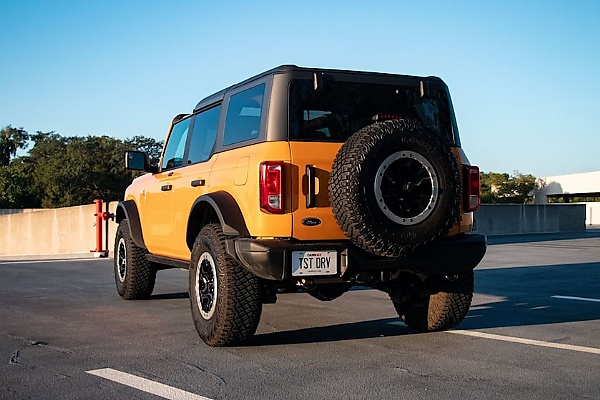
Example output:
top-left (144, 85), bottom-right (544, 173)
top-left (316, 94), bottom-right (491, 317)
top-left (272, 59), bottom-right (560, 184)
top-left (125, 151), bottom-right (152, 172)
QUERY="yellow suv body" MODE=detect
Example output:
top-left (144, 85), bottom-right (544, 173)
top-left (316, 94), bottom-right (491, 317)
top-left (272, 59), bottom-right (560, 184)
top-left (114, 66), bottom-right (486, 346)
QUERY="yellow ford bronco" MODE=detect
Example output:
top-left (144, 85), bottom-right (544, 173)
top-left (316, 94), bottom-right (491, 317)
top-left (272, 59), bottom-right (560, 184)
top-left (114, 65), bottom-right (486, 346)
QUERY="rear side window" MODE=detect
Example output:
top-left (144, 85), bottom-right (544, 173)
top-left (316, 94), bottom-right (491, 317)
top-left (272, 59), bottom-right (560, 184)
top-left (161, 117), bottom-right (191, 170)
top-left (289, 79), bottom-right (455, 144)
top-left (223, 84), bottom-right (265, 145)
top-left (188, 105), bottom-right (221, 164)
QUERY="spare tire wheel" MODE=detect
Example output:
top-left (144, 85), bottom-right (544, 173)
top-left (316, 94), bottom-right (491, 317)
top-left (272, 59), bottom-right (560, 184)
top-left (329, 119), bottom-right (460, 258)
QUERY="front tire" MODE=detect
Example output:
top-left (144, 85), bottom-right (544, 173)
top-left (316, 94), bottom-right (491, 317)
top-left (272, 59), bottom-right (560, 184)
top-left (189, 224), bottom-right (262, 347)
top-left (114, 219), bottom-right (156, 300)
top-left (392, 271), bottom-right (474, 331)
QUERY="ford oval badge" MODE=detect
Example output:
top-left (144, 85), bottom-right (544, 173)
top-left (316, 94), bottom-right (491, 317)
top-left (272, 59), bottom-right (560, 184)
top-left (302, 217), bottom-right (322, 227)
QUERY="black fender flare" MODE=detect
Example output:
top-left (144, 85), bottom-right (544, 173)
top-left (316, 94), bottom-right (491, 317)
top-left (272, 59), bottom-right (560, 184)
top-left (186, 191), bottom-right (249, 251)
top-left (115, 200), bottom-right (147, 249)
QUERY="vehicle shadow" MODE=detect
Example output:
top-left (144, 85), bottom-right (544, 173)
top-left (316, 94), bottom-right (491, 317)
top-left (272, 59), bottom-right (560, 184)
top-left (250, 317), bottom-right (412, 346)
top-left (460, 261), bottom-right (600, 330)
top-left (144, 258), bottom-right (599, 345)
top-left (253, 261), bottom-right (600, 346)
top-left (486, 228), bottom-right (600, 245)
top-left (150, 292), bottom-right (189, 300)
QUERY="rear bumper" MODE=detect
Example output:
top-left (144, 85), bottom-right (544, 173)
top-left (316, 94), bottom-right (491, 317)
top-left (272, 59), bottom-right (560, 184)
top-left (233, 234), bottom-right (487, 281)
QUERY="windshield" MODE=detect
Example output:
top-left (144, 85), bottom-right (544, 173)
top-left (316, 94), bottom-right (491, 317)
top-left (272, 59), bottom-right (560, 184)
top-left (288, 79), bottom-right (456, 144)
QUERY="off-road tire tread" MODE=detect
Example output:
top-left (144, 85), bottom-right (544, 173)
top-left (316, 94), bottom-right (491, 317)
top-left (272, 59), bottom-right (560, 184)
top-left (393, 271), bottom-right (474, 331)
top-left (329, 119), bottom-right (460, 257)
top-left (189, 224), bottom-right (262, 347)
top-left (114, 219), bottom-right (156, 300)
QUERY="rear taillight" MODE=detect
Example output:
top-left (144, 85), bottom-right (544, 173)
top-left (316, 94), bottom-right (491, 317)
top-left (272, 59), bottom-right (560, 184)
top-left (259, 161), bottom-right (284, 214)
top-left (464, 165), bottom-right (480, 212)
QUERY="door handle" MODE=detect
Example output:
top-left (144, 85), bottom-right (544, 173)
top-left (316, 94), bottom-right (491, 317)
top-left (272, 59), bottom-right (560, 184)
top-left (306, 165), bottom-right (316, 208)
top-left (191, 179), bottom-right (205, 187)
top-left (161, 184), bottom-right (172, 191)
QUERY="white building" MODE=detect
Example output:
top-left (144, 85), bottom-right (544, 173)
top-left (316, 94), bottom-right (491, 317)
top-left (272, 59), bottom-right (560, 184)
top-left (534, 171), bottom-right (600, 225)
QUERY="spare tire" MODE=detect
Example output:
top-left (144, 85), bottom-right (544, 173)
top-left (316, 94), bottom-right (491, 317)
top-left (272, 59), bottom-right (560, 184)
top-left (329, 119), bottom-right (460, 258)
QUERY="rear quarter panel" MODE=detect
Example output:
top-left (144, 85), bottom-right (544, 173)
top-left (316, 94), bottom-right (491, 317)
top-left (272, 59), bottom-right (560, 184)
top-left (209, 141), bottom-right (293, 238)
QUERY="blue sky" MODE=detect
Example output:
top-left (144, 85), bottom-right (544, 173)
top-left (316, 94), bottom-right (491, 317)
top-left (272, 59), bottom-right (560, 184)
top-left (1, 0), bottom-right (598, 177)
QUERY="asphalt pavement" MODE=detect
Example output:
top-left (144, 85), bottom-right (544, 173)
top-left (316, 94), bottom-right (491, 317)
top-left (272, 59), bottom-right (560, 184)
top-left (1, 232), bottom-right (599, 399)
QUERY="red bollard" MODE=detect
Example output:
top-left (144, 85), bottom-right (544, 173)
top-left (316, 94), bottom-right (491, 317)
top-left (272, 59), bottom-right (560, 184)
top-left (91, 199), bottom-right (113, 257)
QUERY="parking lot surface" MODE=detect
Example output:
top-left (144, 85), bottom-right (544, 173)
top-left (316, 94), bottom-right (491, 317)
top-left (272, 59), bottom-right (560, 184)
top-left (1, 232), bottom-right (599, 399)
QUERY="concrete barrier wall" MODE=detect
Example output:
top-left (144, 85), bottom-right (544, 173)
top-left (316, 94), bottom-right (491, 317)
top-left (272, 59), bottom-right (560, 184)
top-left (0, 202), bottom-right (118, 258)
top-left (474, 204), bottom-right (586, 236)
top-left (0, 202), bottom-right (591, 258)
top-left (0, 209), bottom-right (43, 216)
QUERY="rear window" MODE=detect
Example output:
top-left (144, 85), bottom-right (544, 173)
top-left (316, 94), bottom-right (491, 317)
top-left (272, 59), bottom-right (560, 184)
top-left (289, 79), bottom-right (455, 144)
top-left (223, 84), bottom-right (265, 145)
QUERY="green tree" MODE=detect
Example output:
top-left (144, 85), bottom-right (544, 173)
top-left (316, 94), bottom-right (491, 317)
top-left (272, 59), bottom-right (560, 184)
top-left (503, 172), bottom-right (537, 203)
top-left (480, 171), bottom-right (536, 204)
top-left (126, 135), bottom-right (164, 164)
top-left (0, 158), bottom-right (41, 208)
top-left (480, 172), bottom-right (509, 203)
top-left (0, 129), bottom-right (163, 209)
top-left (28, 132), bottom-right (137, 207)
top-left (0, 125), bottom-right (29, 166)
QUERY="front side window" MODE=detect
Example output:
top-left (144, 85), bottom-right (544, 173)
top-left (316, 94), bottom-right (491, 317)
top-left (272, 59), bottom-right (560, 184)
top-left (161, 117), bottom-right (191, 170)
top-left (289, 79), bottom-right (455, 144)
top-left (188, 105), bottom-right (221, 165)
top-left (223, 84), bottom-right (265, 145)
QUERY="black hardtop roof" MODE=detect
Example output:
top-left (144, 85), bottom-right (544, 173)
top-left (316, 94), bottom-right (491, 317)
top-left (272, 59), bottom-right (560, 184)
top-left (193, 65), bottom-right (445, 112)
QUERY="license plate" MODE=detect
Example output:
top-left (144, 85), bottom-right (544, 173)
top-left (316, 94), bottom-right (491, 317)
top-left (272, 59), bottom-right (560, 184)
top-left (291, 251), bottom-right (337, 276)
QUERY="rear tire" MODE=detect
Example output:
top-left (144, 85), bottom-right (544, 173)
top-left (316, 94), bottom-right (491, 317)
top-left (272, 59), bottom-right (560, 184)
top-left (392, 271), bottom-right (474, 331)
top-left (114, 219), bottom-right (156, 300)
top-left (189, 224), bottom-right (263, 347)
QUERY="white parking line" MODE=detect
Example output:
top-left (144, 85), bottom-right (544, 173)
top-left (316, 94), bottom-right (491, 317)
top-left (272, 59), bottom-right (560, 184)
top-left (552, 295), bottom-right (600, 303)
top-left (449, 330), bottom-right (600, 355)
top-left (86, 368), bottom-right (212, 400)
